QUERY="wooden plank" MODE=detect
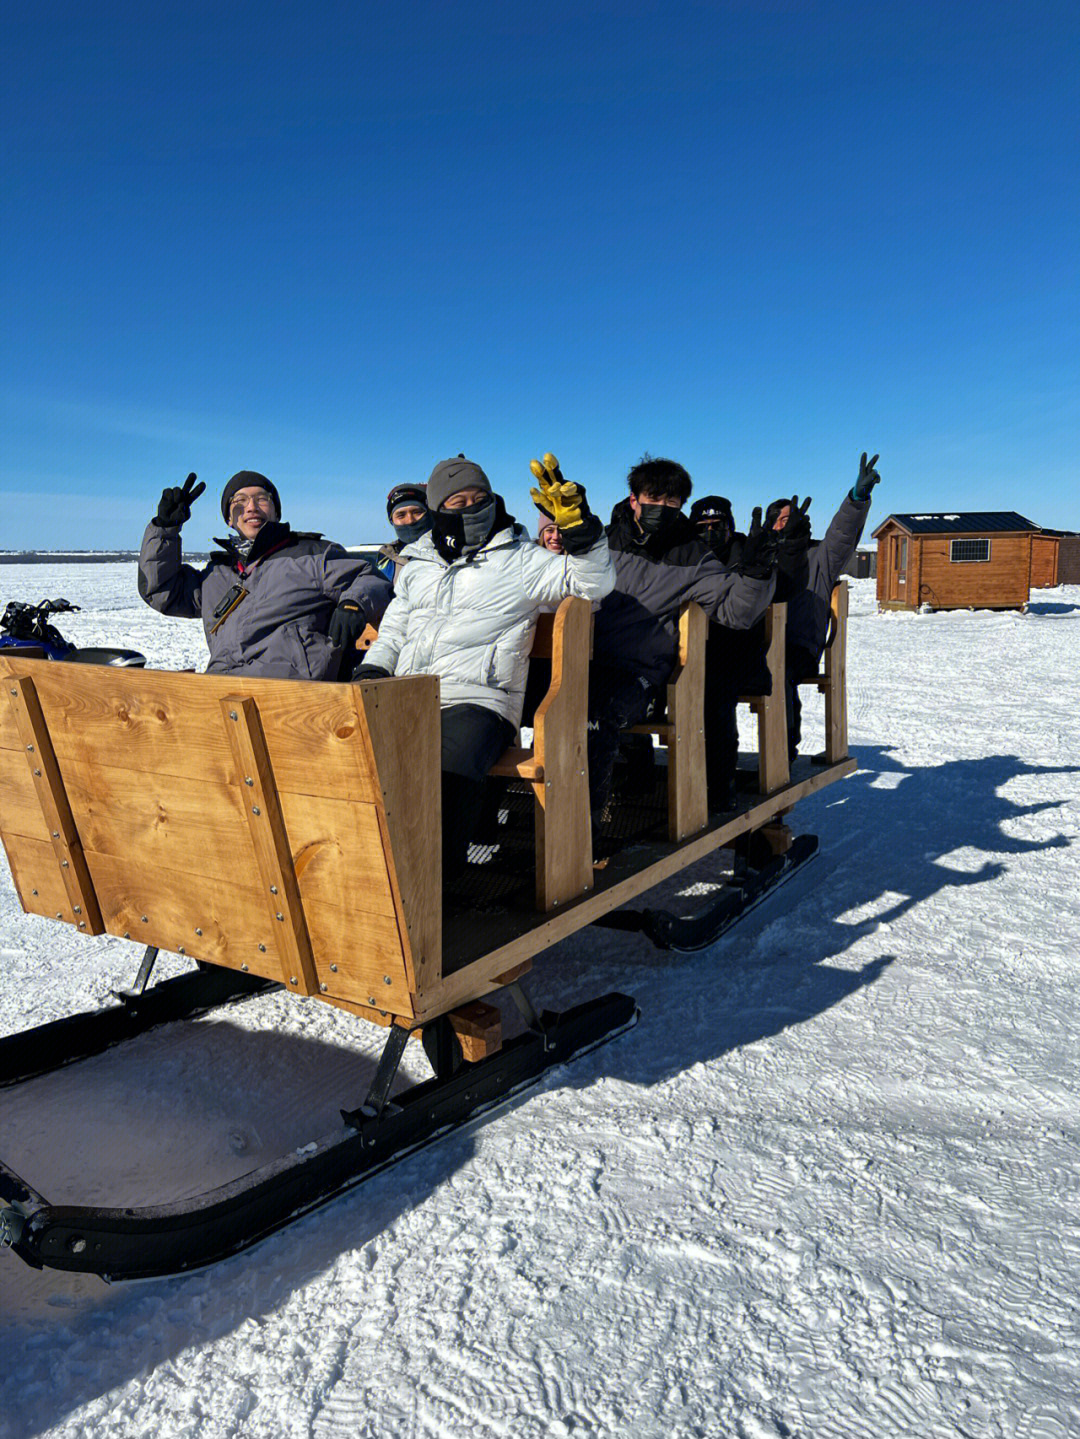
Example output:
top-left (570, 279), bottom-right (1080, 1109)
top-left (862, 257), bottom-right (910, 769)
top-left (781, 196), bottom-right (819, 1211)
top-left (665, 602), bottom-right (708, 841)
top-left (0, 657), bottom-right (377, 802)
top-left (488, 747), bottom-right (543, 780)
top-left (532, 597), bottom-right (594, 910)
top-left (757, 602), bottom-right (790, 793)
top-left (83, 849), bottom-right (414, 1011)
top-left (221, 696), bottom-right (320, 996)
top-left (1, 832), bottom-right (75, 924)
top-left (418, 757), bottom-right (857, 1019)
top-left (55, 764), bottom-right (398, 920)
top-left (823, 583), bottom-right (848, 763)
top-left (4, 675), bottom-right (104, 933)
top-left (356, 674), bottom-right (442, 995)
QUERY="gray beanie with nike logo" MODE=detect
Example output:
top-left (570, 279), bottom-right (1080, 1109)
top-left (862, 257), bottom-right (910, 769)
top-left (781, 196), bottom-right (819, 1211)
top-left (425, 455), bottom-right (492, 512)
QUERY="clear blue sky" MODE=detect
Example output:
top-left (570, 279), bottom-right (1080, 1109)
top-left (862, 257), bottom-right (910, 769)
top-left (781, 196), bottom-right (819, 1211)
top-left (2, 0), bottom-right (1077, 549)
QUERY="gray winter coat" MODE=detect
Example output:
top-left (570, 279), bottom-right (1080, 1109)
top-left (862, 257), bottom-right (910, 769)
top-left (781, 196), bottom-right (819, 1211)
top-left (593, 500), bottom-right (777, 686)
top-left (786, 492), bottom-right (871, 661)
top-left (138, 519), bottom-right (391, 679)
top-left (363, 519), bottom-right (616, 725)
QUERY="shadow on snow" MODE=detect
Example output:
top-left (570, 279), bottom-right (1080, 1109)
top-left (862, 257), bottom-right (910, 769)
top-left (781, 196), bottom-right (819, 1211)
top-left (1, 744), bottom-right (1074, 1436)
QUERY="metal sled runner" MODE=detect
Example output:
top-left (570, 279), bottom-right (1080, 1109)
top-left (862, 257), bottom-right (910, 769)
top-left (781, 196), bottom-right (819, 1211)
top-left (0, 589), bottom-right (854, 1278)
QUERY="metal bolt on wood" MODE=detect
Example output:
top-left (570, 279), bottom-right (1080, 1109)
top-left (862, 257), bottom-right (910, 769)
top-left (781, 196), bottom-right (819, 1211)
top-left (241, 962), bottom-right (249, 971)
top-left (320, 983), bottom-right (328, 993)
top-left (275, 912), bottom-right (284, 921)
top-left (26, 744), bottom-right (33, 752)
top-left (330, 963), bottom-right (338, 972)
top-left (258, 943), bottom-right (267, 952)
top-left (31, 889), bottom-right (38, 897)
top-left (229, 710), bottom-right (238, 720)
top-left (73, 905), bottom-right (80, 914)
top-left (245, 777), bottom-right (254, 786)
top-left (141, 915), bottom-right (148, 923)
top-left (33, 768), bottom-right (41, 776)
top-left (61, 860), bottom-right (69, 868)
top-left (195, 927), bottom-right (203, 936)
top-left (383, 975), bottom-right (392, 985)
top-left (252, 806), bottom-right (261, 815)
top-left (290, 976), bottom-right (298, 986)
top-left (270, 884), bottom-right (278, 894)
top-left (177, 946), bottom-right (185, 955)
top-left (52, 830), bottom-right (59, 838)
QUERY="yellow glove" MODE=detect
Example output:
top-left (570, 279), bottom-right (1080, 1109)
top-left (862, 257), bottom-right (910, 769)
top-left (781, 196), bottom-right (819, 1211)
top-left (529, 452), bottom-right (586, 529)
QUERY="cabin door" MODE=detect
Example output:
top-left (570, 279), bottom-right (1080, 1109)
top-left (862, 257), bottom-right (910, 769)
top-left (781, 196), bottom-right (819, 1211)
top-left (889, 536), bottom-right (908, 602)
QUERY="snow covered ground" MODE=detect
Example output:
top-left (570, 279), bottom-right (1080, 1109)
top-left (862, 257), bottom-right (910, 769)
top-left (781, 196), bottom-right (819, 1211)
top-left (2, 565), bottom-right (1078, 1439)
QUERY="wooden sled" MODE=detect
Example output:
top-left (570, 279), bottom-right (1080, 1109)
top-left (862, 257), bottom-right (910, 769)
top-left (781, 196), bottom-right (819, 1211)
top-left (0, 593), bottom-right (854, 1278)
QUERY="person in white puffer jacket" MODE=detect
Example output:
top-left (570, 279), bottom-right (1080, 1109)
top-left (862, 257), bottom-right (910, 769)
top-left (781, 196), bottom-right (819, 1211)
top-left (355, 454), bottom-right (615, 874)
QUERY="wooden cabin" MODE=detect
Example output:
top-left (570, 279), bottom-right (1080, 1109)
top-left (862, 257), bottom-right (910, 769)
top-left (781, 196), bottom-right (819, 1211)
top-left (873, 512), bottom-right (1051, 611)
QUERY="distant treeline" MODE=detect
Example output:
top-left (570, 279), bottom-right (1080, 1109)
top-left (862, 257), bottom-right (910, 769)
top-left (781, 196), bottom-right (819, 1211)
top-left (0, 552), bottom-right (212, 564)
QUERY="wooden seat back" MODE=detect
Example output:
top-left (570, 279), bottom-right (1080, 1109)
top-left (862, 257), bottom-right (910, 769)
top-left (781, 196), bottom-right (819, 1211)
top-left (794, 581), bottom-right (849, 763)
top-left (0, 657), bottom-right (442, 1023)
top-left (738, 601), bottom-right (790, 793)
top-left (488, 597), bottom-right (594, 911)
top-left (625, 601), bottom-right (709, 841)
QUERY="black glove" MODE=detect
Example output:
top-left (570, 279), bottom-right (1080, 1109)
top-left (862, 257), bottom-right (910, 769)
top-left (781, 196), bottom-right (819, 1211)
top-left (851, 452), bottom-right (880, 503)
top-left (353, 663), bottom-right (390, 681)
top-left (735, 508), bottom-right (777, 580)
top-left (559, 510), bottom-right (604, 554)
top-left (772, 496), bottom-right (812, 598)
top-left (327, 599), bottom-right (369, 655)
top-left (155, 472), bottom-right (205, 528)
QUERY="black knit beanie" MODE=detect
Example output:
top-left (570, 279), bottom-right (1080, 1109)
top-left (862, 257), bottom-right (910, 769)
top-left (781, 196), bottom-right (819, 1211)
top-left (386, 483), bottom-right (428, 522)
top-left (221, 471), bottom-right (281, 523)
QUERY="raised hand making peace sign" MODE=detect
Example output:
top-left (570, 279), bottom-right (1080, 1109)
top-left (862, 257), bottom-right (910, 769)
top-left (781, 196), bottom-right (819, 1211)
top-left (155, 472), bottom-right (206, 529)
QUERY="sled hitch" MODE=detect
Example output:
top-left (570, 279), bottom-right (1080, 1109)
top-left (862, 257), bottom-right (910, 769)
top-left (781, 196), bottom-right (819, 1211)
top-left (0, 991), bottom-right (639, 1280)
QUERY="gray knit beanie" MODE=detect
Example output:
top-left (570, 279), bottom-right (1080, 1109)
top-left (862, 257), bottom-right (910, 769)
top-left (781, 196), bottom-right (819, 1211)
top-left (425, 455), bottom-right (491, 512)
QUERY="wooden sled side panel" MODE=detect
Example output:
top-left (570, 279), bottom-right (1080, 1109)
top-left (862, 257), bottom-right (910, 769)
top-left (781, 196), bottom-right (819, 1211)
top-left (0, 658), bottom-right (435, 1021)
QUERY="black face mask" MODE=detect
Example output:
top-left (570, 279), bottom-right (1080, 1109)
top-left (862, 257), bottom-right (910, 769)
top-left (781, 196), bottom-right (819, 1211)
top-left (392, 513), bottom-right (432, 545)
top-left (636, 502), bottom-right (681, 538)
top-left (431, 496), bottom-right (498, 561)
top-left (700, 526), bottom-right (731, 559)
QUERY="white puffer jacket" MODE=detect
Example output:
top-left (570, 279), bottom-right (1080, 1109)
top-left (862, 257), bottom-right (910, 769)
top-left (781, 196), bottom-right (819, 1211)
top-left (363, 520), bottom-right (615, 725)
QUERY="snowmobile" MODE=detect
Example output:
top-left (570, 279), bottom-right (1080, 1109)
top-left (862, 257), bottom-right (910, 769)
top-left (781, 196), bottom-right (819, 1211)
top-left (0, 597), bottom-right (146, 667)
top-left (0, 585), bottom-right (853, 1279)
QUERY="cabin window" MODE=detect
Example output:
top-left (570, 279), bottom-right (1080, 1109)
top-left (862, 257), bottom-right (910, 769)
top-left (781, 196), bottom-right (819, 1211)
top-left (950, 538), bottom-right (991, 563)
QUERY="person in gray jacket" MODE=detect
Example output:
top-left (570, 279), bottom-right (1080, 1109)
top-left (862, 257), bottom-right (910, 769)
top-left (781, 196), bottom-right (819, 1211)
top-left (138, 470), bottom-right (391, 679)
top-left (772, 452), bottom-right (880, 758)
top-left (354, 453), bottom-right (615, 875)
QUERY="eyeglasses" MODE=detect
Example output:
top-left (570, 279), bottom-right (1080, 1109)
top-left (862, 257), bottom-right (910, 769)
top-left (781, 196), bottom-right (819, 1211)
top-left (228, 491), bottom-right (275, 520)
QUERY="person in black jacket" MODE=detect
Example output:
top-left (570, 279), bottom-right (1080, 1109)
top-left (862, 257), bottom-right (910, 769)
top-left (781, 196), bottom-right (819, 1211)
top-left (589, 458), bottom-right (782, 819)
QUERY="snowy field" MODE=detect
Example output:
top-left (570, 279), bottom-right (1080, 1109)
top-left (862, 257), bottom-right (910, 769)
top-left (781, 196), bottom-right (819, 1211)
top-left (2, 565), bottom-right (1079, 1439)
